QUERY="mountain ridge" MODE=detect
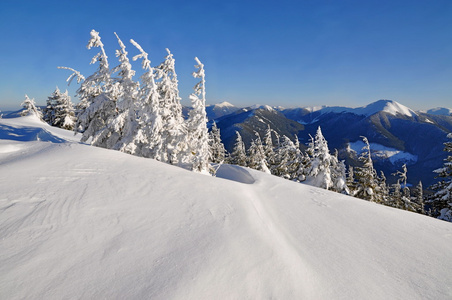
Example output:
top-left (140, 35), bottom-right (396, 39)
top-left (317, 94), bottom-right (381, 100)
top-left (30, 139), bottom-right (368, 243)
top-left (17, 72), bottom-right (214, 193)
top-left (213, 99), bottom-right (452, 186)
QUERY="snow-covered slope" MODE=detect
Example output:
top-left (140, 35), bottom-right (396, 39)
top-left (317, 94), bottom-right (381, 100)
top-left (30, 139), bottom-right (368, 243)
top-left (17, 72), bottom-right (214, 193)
top-left (1, 116), bottom-right (452, 299)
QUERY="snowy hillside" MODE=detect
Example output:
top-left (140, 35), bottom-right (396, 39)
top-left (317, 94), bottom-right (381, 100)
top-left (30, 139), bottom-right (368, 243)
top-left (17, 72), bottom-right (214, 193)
top-left (1, 116), bottom-right (452, 299)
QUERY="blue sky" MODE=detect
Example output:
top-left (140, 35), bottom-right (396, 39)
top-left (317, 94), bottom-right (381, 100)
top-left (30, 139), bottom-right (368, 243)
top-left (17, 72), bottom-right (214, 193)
top-left (0, 0), bottom-right (451, 111)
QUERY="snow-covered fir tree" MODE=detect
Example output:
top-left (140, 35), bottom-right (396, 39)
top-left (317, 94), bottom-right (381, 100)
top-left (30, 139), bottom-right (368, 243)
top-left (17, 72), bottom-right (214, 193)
top-left (155, 48), bottom-right (186, 165)
top-left (390, 164), bottom-right (418, 212)
top-left (67, 30), bottom-right (116, 146)
top-left (305, 127), bottom-right (335, 190)
top-left (353, 136), bottom-right (380, 202)
top-left (293, 136), bottom-right (308, 182)
top-left (209, 121), bottom-right (226, 164)
top-left (44, 89), bottom-right (58, 124)
top-left (263, 125), bottom-right (276, 169)
top-left (185, 57), bottom-right (212, 174)
top-left (272, 135), bottom-right (303, 180)
top-left (330, 149), bottom-right (349, 194)
top-left (44, 87), bottom-right (75, 130)
top-left (247, 132), bottom-right (270, 173)
top-left (106, 33), bottom-right (139, 152)
top-left (390, 179), bottom-right (403, 208)
top-left (21, 95), bottom-right (43, 119)
top-left (413, 181), bottom-right (425, 214)
top-left (230, 131), bottom-right (247, 167)
top-left (378, 170), bottom-right (390, 203)
top-left (129, 39), bottom-right (164, 160)
top-left (428, 133), bottom-right (452, 221)
top-left (346, 166), bottom-right (356, 195)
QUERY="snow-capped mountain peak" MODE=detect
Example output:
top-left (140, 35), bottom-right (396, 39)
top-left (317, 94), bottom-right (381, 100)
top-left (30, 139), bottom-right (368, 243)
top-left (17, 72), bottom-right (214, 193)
top-left (359, 99), bottom-right (417, 117)
top-left (215, 101), bottom-right (235, 108)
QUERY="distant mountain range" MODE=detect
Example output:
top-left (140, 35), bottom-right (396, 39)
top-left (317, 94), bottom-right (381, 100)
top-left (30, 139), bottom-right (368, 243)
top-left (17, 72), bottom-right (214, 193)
top-left (210, 100), bottom-right (452, 187)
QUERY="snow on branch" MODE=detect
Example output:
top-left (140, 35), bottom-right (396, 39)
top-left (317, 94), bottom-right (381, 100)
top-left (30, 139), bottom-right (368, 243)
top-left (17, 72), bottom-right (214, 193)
top-left (57, 67), bottom-right (85, 85)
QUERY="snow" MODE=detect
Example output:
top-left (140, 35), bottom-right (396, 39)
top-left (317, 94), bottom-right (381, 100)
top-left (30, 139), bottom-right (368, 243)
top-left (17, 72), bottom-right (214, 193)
top-left (1, 115), bottom-right (452, 299)
top-left (349, 140), bottom-right (418, 164)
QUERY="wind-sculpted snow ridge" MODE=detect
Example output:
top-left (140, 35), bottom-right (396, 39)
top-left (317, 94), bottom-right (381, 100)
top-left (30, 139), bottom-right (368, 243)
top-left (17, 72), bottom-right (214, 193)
top-left (1, 116), bottom-right (452, 299)
top-left (215, 164), bottom-right (255, 184)
top-left (0, 123), bottom-right (65, 143)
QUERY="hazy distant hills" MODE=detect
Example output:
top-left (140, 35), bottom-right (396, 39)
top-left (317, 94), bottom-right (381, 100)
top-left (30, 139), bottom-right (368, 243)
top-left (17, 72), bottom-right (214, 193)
top-left (424, 107), bottom-right (452, 116)
top-left (211, 100), bottom-right (452, 186)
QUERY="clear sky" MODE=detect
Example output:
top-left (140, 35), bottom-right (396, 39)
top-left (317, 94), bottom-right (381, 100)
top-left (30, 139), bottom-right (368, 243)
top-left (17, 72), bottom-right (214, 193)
top-left (0, 0), bottom-right (451, 111)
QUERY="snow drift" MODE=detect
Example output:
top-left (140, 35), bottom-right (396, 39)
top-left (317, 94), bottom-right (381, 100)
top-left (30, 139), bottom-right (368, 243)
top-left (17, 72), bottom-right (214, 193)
top-left (1, 115), bottom-right (452, 299)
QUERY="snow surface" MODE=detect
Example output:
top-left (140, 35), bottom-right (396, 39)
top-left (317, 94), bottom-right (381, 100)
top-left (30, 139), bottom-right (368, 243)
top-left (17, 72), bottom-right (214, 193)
top-left (306, 100), bottom-right (418, 118)
top-left (349, 140), bottom-right (418, 164)
top-left (1, 115), bottom-right (452, 299)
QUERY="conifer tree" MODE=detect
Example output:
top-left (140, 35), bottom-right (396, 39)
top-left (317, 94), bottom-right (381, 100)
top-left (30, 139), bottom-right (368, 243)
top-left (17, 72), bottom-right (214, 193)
top-left (185, 57), bottom-right (211, 174)
top-left (44, 87), bottom-right (75, 130)
top-left (330, 149), bottom-right (349, 194)
top-left (107, 33), bottom-right (139, 152)
top-left (209, 121), bottom-right (226, 164)
top-left (390, 179), bottom-right (403, 208)
top-left (305, 127), bottom-right (334, 190)
top-left (346, 166), bottom-right (356, 195)
top-left (156, 48), bottom-right (186, 164)
top-left (247, 132), bottom-right (270, 173)
top-left (263, 125), bottom-right (276, 169)
top-left (130, 39), bottom-right (164, 160)
top-left (390, 164), bottom-right (418, 212)
top-left (394, 164), bottom-right (419, 212)
top-left (272, 135), bottom-right (302, 180)
top-left (354, 136), bottom-right (379, 202)
top-left (64, 30), bottom-right (116, 146)
top-left (413, 181), bottom-right (425, 214)
top-left (428, 133), bottom-right (452, 221)
top-left (230, 131), bottom-right (247, 167)
top-left (21, 95), bottom-right (43, 119)
top-left (293, 136), bottom-right (308, 182)
top-left (378, 170), bottom-right (390, 203)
